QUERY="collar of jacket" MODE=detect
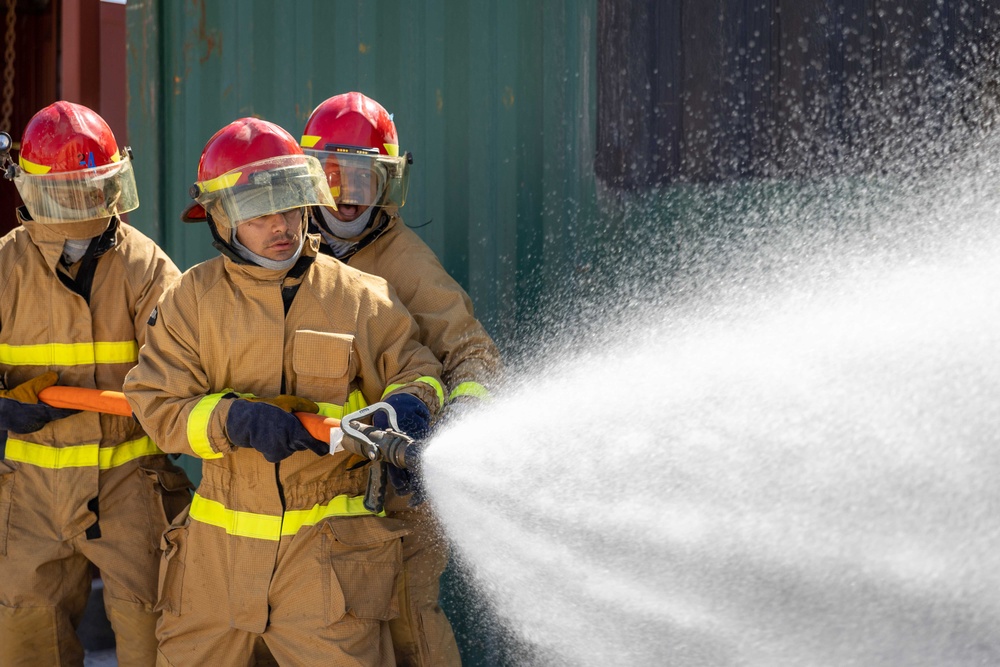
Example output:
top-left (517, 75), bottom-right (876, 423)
top-left (17, 206), bottom-right (120, 274)
top-left (309, 206), bottom-right (397, 261)
top-left (221, 233), bottom-right (320, 284)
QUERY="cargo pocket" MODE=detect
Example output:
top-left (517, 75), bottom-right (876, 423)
top-left (156, 511), bottom-right (190, 617)
top-left (0, 459), bottom-right (15, 557)
top-left (141, 464), bottom-right (195, 529)
top-left (323, 517), bottom-right (407, 624)
top-left (293, 330), bottom-right (354, 404)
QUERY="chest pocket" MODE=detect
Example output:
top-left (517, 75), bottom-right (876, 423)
top-left (292, 330), bottom-right (355, 405)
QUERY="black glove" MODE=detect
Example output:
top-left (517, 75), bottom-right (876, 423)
top-left (0, 372), bottom-right (78, 434)
top-left (226, 399), bottom-right (327, 463)
top-left (374, 393), bottom-right (430, 506)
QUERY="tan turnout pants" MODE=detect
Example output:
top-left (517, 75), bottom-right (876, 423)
top-left (387, 503), bottom-right (461, 667)
top-left (156, 511), bottom-right (405, 667)
top-left (0, 458), bottom-right (191, 666)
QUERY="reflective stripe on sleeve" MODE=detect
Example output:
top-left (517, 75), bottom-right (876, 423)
top-left (448, 381), bottom-right (490, 402)
top-left (316, 389), bottom-right (368, 420)
top-left (186, 393), bottom-right (229, 460)
top-left (382, 376), bottom-right (444, 409)
top-left (0, 341), bottom-right (139, 366)
top-left (4, 436), bottom-right (163, 469)
top-left (189, 491), bottom-right (377, 541)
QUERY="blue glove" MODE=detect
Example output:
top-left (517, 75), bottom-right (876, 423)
top-left (226, 399), bottom-right (328, 463)
top-left (374, 392), bottom-right (430, 439)
top-left (0, 372), bottom-right (78, 434)
top-left (374, 393), bottom-right (430, 506)
top-left (0, 399), bottom-right (78, 434)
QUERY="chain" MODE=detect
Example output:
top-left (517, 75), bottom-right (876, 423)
top-left (1, 0), bottom-right (15, 134)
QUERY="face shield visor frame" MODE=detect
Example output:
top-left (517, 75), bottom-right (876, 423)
top-left (192, 154), bottom-right (335, 229)
top-left (12, 153), bottom-right (140, 224)
top-left (305, 148), bottom-right (410, 210)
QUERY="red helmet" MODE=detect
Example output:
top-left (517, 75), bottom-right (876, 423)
top-left (300, 92), bottom-right (410, 209)
top-left (301, 92), bottom-right (399, 156)
top-left (10, 101), bottom-right (139, 224)
top-left (183, 117), bottom-right (334, 226)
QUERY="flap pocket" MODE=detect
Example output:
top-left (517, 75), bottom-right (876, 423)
top-left (156, 517), bottom-right (190, 616)
top-left (325, 515), bottom-right (409, 549)
top-left (142, 464), bottom-right (195, 493)
top-left (323, 516), bottom-right (406, 622)
top-left (0, 456), bottom-right (16, 476)
top-left (141, 465), bottom-right (194, 526)
top-left (294, 330), bottom-right (354, 379)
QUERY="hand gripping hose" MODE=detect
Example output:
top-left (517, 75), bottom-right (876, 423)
top-left (38, 387), bottom-right (418, 513)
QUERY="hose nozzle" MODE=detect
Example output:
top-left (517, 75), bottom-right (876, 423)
top-left (337, 402), bottom-right (423, 513)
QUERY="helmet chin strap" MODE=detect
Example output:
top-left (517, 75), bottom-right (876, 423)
top-left (317, 205), bottom-right (378, 259)
top-left (230, 227), bottom-right (306, 271)
top-left (62, 238), bottom-right (93, 264)
top-left (319, 204), bottom-right (375, 239)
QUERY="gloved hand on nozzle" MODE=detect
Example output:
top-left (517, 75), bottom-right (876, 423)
top-left (375, 392), bottom-right (430, 506)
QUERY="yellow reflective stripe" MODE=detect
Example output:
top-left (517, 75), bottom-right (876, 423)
top-left (282, 494), bottom-right (379, 534)
top-left (449, 382), bottom-right (490, 402)
top-left (198, 171), bottom-right (242, 194)
top-left (316, 402), bottom-right (343, 419)
top-left (383, 143), bottom-right (399, 157)
top-left (186, 393), bottom-right (228, 460)
top-left (99, 437), bottom-right (162, 468)
top-left (190, 493), bottom-right (282, 540)
top-left (190, 492), bottom-right (376, 541)
top-left (18, 155), bottom-right (52, 175)
top-left (4, 436), bottom-right (162, 469)
top-left (316, 390), bottom-right (369, 420)
top-left (0, 341), bottom-right (139, 366)
top-left (19, 151), bottom-right (120, 174)
top-left (300, 135), bottom-right (321, 149)
top-left (344, 389), bottom-right (368, 414)
top-left (382, 376), bottom-right (444, 409)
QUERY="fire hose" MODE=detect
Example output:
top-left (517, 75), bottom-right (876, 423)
top-left (36, 385), bottom-right (419, 513)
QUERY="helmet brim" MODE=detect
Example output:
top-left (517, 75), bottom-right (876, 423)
top-left (181, 201), bottom-right (208, 223)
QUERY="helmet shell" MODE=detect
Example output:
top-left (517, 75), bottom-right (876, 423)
top-left (13, 101), bottom-right (138, 228)
top-left (19, 101), bottom-right (121, 174)
top-left (184, 117), bottom-right (333, 226)
top-left (300, 92), bottom-right (399, 156)
top-left (199, 117), bottom-right (305, 183)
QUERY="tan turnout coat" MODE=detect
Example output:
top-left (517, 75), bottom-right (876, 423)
top-left (329, 212), bottom-right (502, 402)
top-left (0, 210), bottom-right (190, 666)
top-left (124, 237), bottom-right (443, 666)
top-left (315, 209), bottom-right (503, 667)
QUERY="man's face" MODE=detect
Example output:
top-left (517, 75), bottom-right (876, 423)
top-left (323, 159), bottom-right (380, 223)
top-left (235, 209), bottom-right (301, 261)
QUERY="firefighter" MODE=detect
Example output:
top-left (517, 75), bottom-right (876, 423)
top-left (0, 101), bottom-right (192, 665)
top-left (299, 91), bottom-right (503, 667)
top-left (123, 117), bottom-right (445, 666)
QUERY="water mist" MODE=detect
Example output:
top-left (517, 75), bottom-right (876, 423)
top-left (423, 129), bottom-right (1000, 665)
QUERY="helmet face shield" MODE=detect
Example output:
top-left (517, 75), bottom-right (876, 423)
top-left (192, 154), bottom-right (335, 228)
top-left (306, 149), bottom-right (410, 209)
top-left (13, 155), bottom-right (139, 224)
